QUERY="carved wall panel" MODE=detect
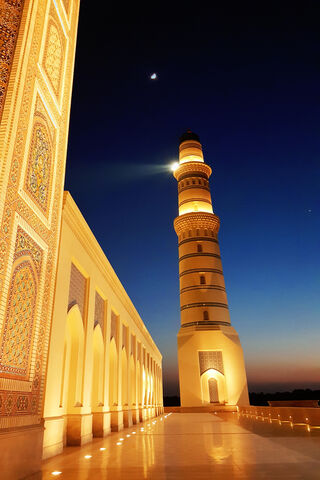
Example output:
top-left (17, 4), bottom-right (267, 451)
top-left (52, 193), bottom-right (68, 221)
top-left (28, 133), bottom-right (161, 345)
top-left (25, 122), bottom-right (52, 213)
top-left (68, 263), bottom-right (86, 319)
top-left (0, 227), bottom-right (43, 418)
top-left (0, 0), bottom-right (25, 121)
top-left (43, 19), bottom-right (64, 97)
top-left (94, 291), bottom-right (104, 332)
top-left (198, 350), bottom-right (224, 376)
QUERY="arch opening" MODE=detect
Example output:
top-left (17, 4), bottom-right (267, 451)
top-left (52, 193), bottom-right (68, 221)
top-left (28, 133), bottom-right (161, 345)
top-left (200, 368), bottom-right (227, 405)
top-left (121, 347), bottom-right (128, 406)
top-left (109, 337), bottom-right (118, 407)
top-left (130, 354), bottom-right (136, 406)
top-left (91, 325), bottom-right (104, 410)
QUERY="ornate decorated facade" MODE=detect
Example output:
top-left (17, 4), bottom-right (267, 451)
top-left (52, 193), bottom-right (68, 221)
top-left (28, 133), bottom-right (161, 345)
top-left (0, 1), bottom-right (163, 478)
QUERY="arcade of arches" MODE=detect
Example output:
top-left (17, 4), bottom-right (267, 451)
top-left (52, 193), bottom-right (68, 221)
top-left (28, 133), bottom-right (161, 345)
top-left (43, 193), bottom-right (163, 459)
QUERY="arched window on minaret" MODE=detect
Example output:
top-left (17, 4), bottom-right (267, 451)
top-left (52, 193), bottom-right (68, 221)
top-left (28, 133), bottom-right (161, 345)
top-left (197, 244), bottom-right (202, 253)
top-left (203, 310), bottom-right (209, 321)
top-left (200, 275), bottom-right (206, 285)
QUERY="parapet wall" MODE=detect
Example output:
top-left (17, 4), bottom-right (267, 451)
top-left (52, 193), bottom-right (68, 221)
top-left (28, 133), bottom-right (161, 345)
top-left (238, 405), bottom-right (320, 429)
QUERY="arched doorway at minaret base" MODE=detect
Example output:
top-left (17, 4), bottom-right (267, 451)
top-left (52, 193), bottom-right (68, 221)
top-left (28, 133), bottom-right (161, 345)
top-left (200, 368), bottom-right (227, 405)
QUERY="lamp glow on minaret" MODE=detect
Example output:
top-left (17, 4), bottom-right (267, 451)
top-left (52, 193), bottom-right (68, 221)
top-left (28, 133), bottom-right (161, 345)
top-left (170, 162), bottom-right (179, 172)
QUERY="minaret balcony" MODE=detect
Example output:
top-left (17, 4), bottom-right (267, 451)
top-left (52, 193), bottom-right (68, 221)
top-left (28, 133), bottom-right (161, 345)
top-left (174, 162), bottom-right (212, 181)
top-left (174, 212), bottom-right (220, 236)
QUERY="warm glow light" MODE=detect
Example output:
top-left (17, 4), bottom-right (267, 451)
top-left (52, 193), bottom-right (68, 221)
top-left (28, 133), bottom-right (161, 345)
top-left (119, 438), bottom-right (124, 441)
top-left (180, 155), bottom-right (203, 164)
top-left (116, 442), bottom-right (122, 446)
top-left (51, 473), bottom-right (62, 477)
top-left (84, 455), bottom-right (92, 459)
top-left (132, 431), bottom-right (136, 434)
top-left (100, 447), bottom-right (106, 451)
top-left (126, 434), bottom-right (131, 437)
top-left (170, 162), bottom-right (179, 172)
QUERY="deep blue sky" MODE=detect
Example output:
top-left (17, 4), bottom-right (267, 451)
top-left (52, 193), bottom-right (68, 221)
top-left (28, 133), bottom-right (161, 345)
top-left (65, 2), bottom-right (320, 395)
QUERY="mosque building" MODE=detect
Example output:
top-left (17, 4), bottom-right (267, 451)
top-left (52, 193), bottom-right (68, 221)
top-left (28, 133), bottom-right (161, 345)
top-left (0, 1), bottom-right (163, 478)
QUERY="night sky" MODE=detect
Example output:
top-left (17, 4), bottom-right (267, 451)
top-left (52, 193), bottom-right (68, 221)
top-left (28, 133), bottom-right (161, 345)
top-left (65, 3), bottom-right (320, 395)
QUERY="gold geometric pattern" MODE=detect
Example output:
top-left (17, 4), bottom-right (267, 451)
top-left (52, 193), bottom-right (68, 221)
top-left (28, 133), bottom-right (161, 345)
top-left (44, 21), bottom-right (63, 96)
top-left (0, 262), bottom-right (37, 377)
top-left (68, 263), bottom-right (86, 319)
top-left (26, 123), bottom-right (51, 212)
top-left (0, 0), bottom-right (25, 121)
top-left (16, 227), bottom-right (42, 273)
top-left (198, 350), bottom-right (224, 376)
top-left (0, 0), bottom-right (80, 423)
top-left (0, 228), bottom-right (42, 379)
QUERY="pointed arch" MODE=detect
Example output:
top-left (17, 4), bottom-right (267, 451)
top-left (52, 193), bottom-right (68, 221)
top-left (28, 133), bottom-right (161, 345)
top-left (137, 359), bottom-right (141, 406)
top-left (200, 368), bottom-right (227, 405)
top-left (142, 366), bottom-right (146, 406)
top-left (121, 347), bottom-right (128, 406)
top-left (109, 337), bottom-right (118, 407)
top-left (91, 324), bottom-right (104, 410)
top-left (60, 304), bottom-right (85, 412)
top-left (130, 354), bottom-right (136, 406)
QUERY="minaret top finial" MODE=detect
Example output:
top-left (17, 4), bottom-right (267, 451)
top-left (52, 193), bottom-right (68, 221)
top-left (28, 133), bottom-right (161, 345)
top-left (179, 130), bottom-right (200, 145)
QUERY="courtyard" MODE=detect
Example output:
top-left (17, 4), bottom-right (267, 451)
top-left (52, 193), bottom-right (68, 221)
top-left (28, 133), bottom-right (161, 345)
top-left (40, 413), bottom-right (320, 479)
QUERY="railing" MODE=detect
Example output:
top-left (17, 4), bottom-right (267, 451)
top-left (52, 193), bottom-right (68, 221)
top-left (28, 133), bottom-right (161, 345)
top-left (238, 405), bottom-right (320, 431)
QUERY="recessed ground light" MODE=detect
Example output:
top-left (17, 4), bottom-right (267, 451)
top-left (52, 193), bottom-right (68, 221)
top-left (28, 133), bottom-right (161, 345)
top-left (119, 438), bottom-right (124, 441)
top-left (51, 473), bottom-right (62, 477)
top-left (132, 431), bottom-right (136, 434)
top-left (100, 447), bottom-right (106, 451)
top-left (116, 442), bottom-right (122, 446)
top-left (126, 434), bottom-right (131, 437)
top-left (84, 455), bottom-right (92, 459)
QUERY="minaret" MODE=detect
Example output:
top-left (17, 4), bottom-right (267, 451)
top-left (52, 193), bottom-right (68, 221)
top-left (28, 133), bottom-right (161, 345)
top-left (173, 130), bottom-right (249, 407)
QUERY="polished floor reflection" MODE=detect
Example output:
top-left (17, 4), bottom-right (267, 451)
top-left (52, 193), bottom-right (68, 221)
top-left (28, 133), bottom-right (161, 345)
top-left (40, 412), bottom-right (320, 479)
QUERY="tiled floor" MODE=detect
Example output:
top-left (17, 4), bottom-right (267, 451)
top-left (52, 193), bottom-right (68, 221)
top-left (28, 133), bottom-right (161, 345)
top-left (40, 412), bottom-right (320, 479)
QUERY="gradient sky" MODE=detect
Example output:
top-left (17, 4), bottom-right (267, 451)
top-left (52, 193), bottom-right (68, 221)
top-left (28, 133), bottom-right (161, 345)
top-left (64, 3), bottom-right (320, 395)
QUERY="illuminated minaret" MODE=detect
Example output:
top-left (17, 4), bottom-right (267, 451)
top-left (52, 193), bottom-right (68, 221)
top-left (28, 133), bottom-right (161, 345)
top-left (173, 130), bottom-right (249, 407)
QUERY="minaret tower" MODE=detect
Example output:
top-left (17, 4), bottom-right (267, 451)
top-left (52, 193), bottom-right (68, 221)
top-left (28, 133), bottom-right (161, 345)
top-left (173, 130), bottom-right (249, 407)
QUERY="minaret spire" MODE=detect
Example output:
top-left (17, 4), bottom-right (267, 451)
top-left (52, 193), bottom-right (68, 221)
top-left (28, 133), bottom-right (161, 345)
top-left (173, 131), bottom-right (249, 408)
